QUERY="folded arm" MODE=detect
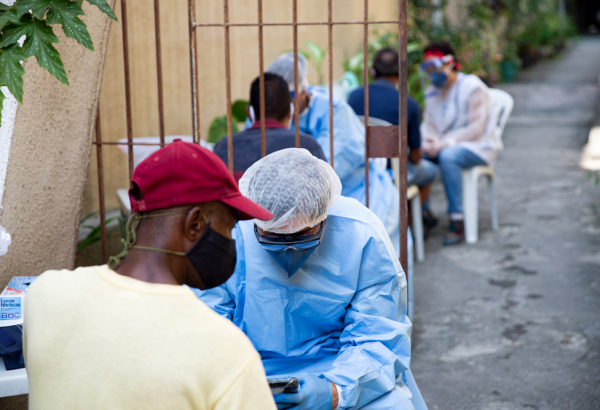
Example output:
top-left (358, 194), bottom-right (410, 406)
top-left (321, 237), bottom-right (412, 409)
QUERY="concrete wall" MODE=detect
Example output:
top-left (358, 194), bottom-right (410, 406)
top-left (82, 0), bottom-right (399, 215)
top-left (0, 0), bottom-right (116, 403)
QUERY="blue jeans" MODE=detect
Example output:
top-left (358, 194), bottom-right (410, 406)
top-left (428, 146), bottom-right (487, 214)
top-left (407, 158), bottom-right (437, 188)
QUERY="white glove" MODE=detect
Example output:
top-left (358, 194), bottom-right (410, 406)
top-left (0, 225), bottom-right (11, 256)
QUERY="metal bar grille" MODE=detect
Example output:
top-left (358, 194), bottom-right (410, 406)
top-left (92, 0), bottom-right (410, 276)
top-left (153, 0), bottom-right (165, 147)
top-left (120, 0), bottom-right (134, 179)
top-left (194, 20), bottom-right (403, 27)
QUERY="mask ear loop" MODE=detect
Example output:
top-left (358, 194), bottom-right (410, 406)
top-left (248, 105), bottom-right (256, 123)
top-left (288, 102), bottom-right (295, 129)
top-left (107, 210), bottom-right (209, 269)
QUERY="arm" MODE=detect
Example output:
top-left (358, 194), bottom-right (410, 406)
top-left (408, 148), bottom-right (422, 164)
top-left (194, 285), bottom-right (236, 321)
top-left (213, 356), bottom-right (277, 410)
top-left (322, 236), bottom-right (412, 409)
top-left (442, 88), bottom-right (489, 144)
top-left (419, 104), bottom-right (440, 143)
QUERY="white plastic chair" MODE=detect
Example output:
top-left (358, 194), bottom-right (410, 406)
top-left (462, 89), bottom-right (514, 244)
top-left (357, 115), bottom-right (425, 262)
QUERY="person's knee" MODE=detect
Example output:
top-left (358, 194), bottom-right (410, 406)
top-left (421, 159), bottom-right (438, 185)
top-left (437, 146), bottom-right (461, 174)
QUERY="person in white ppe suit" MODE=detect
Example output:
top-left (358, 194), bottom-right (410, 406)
top-left (419, 41), bottom-right (498, 245)
top-left (195, 148), bottom-right (417, 410)
top-left (265, 52), bottom-right (403, 256)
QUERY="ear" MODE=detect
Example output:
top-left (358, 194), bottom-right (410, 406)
top-left (245, 105), bottom-right (251, 120)
top-left (184, 206), bottom-right (207, 242)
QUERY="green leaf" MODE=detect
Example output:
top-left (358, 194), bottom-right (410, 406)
top-left (22, 18), bottom-right (69, 86)
top-left (208, 115), bottom-right (239, 144)
top-left (47, 0), bottom-right (93, 51)
top-left (86, 0), bottom-right (117, 21)
top-left (0, 8), bottom-right (21, 32)
top-left (0, 44), bottom-right (26, 103)
top-left (0, 16), bottom-right (33, 48)
top-left (16, 0), bottom-right (51, 19)
top-left (0, 89), bottom-right (5, 127)
top-left (231, 99), bottom-right (248, 123)
top-left (304, 41), bottom-right (324, 63)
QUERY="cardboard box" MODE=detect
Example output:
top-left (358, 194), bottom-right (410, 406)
top-left (1, 277), bottom-right (37, 320)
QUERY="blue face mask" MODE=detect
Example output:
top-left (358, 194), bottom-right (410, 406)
top-left (261, 240), bottom-right (320, 277)
top-left (430, 72), bottom-right (447, 88)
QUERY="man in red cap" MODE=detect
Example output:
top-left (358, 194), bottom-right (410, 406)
top-left (23, 140), bottom-right (277, 409)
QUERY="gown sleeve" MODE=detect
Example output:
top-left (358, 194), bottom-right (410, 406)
top-left (312, 98), bottom-right (366, 182)
top-left (420, 101), bottom-right (440, 142)
top-left (321, 231), bottom-right (412, 409)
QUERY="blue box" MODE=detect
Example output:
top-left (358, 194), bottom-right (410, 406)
top-left (1, 276), bottom-right (38, 321)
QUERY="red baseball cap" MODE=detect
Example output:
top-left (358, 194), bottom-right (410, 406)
top-left (129, 139), bottom-right (273, 221)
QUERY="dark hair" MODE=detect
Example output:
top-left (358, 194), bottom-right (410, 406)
top-left (423, 41), bottom-right (459, 71)
top-left (249, 73), bottom-right (291, 122)
top-left (372, 48), bottom-right (399, 78)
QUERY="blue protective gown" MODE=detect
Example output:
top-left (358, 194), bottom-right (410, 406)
top-left (296, 87), bottom-right (400, 254)
top-left (196, 197), bottom-right (415, 410)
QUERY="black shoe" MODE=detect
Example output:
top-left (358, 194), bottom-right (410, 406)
top-left (443, 220), bottom-right (464, 246)
top-left (422, 209), bottom-right (438, 238)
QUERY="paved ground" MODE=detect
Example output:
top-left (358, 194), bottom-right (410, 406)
top-left (412, 36), bottom-right (600, 410)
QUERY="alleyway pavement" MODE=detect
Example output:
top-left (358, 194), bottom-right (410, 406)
top-left (412, 36), bottom-right (600, 410)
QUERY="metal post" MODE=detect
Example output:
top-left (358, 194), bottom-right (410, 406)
top-left (153, 0), bottom-right (165, 147)
top-left (95, 108), bottom-right (108, 264)
top-left (223, 0), bottom-right (234, 174)
top-left (258, 0), bottom-right (266, 158)
top-left (188, 0), bottom-right (201, 144)
top-left (293, 0), bottom-right (300, 148)
top-left (363, 0), bottom-right (370, 208)
top-left (328, 0), bottom-right (334, 168)
top-left (120, 0), bottom-right (134, 179)
top-left (398, 0), bottom-right (409, 296)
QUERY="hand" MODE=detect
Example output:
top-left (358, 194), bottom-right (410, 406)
top-left (408, 147), bottom-right (423, 164)
top-left (423, 136), bottom-right (447, 158)
top-left (274, 372), bottom-right (333, 410)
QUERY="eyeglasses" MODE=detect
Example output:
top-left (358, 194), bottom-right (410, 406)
top-left (254, 220), bottom-right (326, 246)
top-left (419, 56), bottom-right (453, 73)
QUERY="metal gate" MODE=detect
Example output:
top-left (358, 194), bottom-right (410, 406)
top-left (93, 0), bottom-right (409, 274)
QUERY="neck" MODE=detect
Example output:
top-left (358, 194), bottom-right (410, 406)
top-left (377, 76), bottom-right (398, 86)
top-left (443, 71), bottom-right (458, 89)
top-left (116, 250), bottom-right (183, 285)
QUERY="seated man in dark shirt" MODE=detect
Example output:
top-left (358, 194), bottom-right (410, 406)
top-left (348, 48), bottom-right (438, 232)
top-left (214, 73), bottom-right (325, 181)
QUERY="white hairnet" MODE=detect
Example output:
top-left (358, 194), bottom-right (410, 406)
top-left (266, 52), bottom-right (310, 93)
top-left (239, 148), bottom-right (342, 234)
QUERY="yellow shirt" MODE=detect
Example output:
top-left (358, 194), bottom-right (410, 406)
top-left (24, 265), bottom-right (276, 410)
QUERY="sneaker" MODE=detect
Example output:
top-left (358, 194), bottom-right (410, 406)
top-left (443, 220), bottom-right (464, 246)
top-left (422, 209), bottom-right (438, 238)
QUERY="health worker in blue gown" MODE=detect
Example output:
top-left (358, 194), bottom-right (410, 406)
top-left (195, 149), bottom-right (415, 410)
top-left (265, 53), bottom-right (401, 255)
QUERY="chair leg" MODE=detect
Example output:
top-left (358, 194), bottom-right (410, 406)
top-left (407, 230), bottom-right (414, 323)
top-left (463, 169), bottom-right (479, 244)
top-left (489, 175), bottom-right (499, 231)
top-left (410, 194), bottom-right (425, 262)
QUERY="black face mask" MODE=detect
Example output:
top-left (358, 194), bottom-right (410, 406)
top-left (186, 224), bottom-right (237, 290)
top-left (108, 210), bottom-right (237, 290)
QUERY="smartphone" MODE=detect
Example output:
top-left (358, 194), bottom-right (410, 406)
top-left (268, 377), bottom-right (299, 395)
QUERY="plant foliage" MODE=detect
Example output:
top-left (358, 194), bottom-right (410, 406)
top-left (0, 0), bottom-right (117, 125)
